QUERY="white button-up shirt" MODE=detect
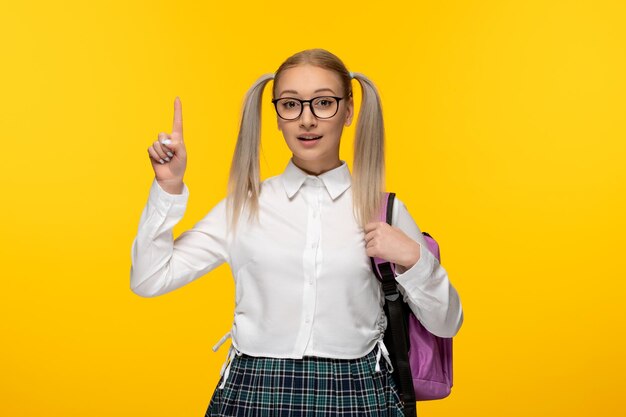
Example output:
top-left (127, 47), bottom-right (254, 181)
top-left (130, 159), bottom-right (463, 360)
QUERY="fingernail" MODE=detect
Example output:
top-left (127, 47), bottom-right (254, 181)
top-left (162, 139), bottom-right (172, 145)
top-left (159, 159), bottom-right (164, 164)
top-left (166, 152), bottom-right (173, 157)
top-left (164, 157), bottom-right (170, 162)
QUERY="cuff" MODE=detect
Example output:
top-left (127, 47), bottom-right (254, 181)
top-left (148, 178), bottom-right (189, 217)
top-left (394, 241), bottom-right (437, 292)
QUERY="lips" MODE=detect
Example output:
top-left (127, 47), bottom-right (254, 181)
top-left (298, 134), bottom-right (323, 141)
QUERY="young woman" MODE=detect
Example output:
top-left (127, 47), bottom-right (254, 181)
top-left (130, 48), bottom-right (463, 417)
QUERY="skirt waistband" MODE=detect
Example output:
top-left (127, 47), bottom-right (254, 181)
top-left (212, 332), bottom-right (393, 390)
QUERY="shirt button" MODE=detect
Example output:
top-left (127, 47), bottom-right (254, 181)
top-left (309, 279), bottom-right (313, 285)
top-left (305, 318), bottom-right (311, 324)
top-left (311, 242), bottom-right (316, 249)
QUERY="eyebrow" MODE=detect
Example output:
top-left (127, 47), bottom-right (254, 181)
top-left (278, 88), bottom-right (336, 97)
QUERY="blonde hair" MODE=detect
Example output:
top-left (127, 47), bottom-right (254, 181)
top-left (226, 48), bottom-right (385, 231)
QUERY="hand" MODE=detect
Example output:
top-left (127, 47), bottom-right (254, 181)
top-left (147, 97), bottom-right (188, 186)
top-left (364, 222), bottom-right (421, 269)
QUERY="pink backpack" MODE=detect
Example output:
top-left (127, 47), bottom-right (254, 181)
top-left (370, 192), bottom-right (453, 417)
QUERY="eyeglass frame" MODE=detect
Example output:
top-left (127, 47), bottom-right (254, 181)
top-left (271, 93), bottom-right (352, 120)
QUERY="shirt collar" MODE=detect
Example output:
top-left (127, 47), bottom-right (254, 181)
top-left (281, 158), bottom-right (352, 200)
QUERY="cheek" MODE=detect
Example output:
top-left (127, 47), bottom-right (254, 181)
top-left (279, 128), bottom-right (299, 149)
top-left (278, 119), bottom-right (296, 134)
top-left (328, 120), bottom-right (346, 137)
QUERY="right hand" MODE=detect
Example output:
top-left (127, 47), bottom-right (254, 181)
top-left (148, 97), bottom-right (187, 187)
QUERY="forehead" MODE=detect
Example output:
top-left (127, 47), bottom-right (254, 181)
top-left (275, 64), bottom-right (343, 97)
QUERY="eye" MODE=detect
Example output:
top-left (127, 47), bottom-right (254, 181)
top-left (280, 99), bottom-right (300, 109)
top-left (314, 97), bottom-right (334, 108)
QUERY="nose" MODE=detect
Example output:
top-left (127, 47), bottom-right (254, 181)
top-left (299, 103), bottom-right (317, 127)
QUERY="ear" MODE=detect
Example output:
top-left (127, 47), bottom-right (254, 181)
top-left (344, 96), bottom-right (354, 127)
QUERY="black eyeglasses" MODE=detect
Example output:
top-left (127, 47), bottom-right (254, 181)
top-left (271, 95), bottom-right (348, 120)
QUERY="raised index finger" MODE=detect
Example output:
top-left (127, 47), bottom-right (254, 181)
top-left (172, 96), bottom-right (183, 137)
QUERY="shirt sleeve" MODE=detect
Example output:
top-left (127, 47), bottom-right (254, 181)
top-left (129, 178), bottom-right (230, 297)
top-left (390, 196), bottom-right (464, 338)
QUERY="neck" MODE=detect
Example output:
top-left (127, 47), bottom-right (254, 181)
top-left (292, 157), bottom-right (342, 176)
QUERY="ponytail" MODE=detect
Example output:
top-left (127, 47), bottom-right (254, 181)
top-left (350, 72), bottom-right (386, 229)
top-left (226, 73), bottom-right (274, 232)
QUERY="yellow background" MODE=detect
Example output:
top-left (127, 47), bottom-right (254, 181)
top-left (1, 0), bottom-right (625, 416)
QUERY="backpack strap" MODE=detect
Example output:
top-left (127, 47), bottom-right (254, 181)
top-left (370, 192), bottom-right (417, 417)
top-left (370, 193), bottom-right (396, 284)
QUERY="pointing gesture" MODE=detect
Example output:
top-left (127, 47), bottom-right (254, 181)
top-left (148, 97), bottom-right (188, 193)
top-left (172, 95), bottom-right (183, 137)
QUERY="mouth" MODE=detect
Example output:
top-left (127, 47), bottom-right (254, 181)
top-left (297, 134), bottom-right (323, 141)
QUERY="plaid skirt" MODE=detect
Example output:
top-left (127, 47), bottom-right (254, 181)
top-left (204, 343), bottom-right (405, 417)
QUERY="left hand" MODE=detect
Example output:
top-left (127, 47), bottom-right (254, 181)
top-left (364, 222), bottom-right (421, 269)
